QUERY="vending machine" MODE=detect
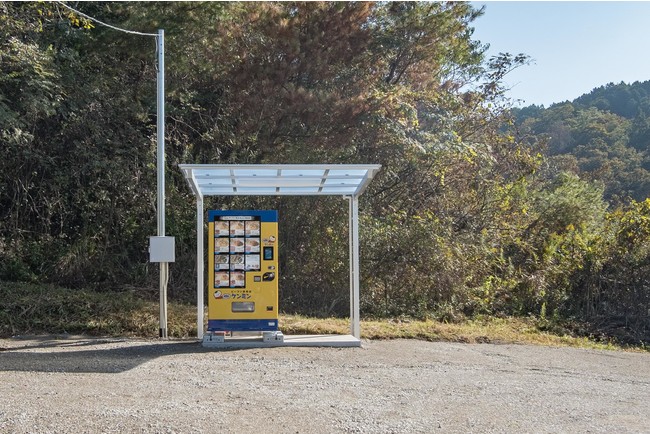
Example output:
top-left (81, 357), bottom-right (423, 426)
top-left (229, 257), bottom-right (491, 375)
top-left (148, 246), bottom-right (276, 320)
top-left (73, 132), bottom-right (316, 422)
top-left (207, 210), bottom-right (279, 334)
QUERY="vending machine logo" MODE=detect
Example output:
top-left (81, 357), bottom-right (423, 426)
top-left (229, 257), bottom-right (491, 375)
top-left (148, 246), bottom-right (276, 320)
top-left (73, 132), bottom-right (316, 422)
top-left (213, 290), bottom-right (251, 300)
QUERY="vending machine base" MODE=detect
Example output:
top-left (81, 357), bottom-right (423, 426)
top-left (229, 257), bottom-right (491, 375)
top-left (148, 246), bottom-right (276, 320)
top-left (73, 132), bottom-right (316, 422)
top-left (202, 330), bottom-right (283, 346)
top-left (262, 330), bottom-right (285, 342)
top-left (201, 332), bottom-right (361, 348)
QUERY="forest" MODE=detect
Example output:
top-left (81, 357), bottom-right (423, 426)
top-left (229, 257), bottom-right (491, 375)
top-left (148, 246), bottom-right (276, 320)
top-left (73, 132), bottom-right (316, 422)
top-left (1, 2), bottom-right (648, 343)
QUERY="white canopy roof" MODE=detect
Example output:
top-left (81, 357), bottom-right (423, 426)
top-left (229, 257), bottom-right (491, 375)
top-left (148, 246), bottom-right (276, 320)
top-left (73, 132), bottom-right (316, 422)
top-left (179, 164), bottom-right (381, 198)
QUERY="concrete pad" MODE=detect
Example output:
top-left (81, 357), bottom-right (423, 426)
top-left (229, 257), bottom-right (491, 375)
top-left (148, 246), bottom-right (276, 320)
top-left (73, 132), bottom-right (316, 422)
top-left (202, 334), bottom-right (361, 349)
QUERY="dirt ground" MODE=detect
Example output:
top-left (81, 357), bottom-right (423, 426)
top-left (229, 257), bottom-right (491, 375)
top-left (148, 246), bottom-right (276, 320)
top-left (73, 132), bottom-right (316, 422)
top-left (0, 336), bottom-right (648, 433)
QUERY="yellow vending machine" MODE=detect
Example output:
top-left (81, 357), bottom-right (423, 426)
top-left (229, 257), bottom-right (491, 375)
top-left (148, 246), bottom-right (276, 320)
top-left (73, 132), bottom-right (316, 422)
top-left (207, 210), bottom-right (281, 339)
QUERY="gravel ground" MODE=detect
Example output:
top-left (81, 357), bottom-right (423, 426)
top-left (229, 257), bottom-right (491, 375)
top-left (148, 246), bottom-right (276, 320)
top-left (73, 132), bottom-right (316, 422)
top-left (0, 336), bottom-right (648, 433)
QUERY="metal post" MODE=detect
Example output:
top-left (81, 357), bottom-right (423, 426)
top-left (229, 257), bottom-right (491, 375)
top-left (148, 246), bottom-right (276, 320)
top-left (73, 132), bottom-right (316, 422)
top-left (157, 29), bottom-right (168, 338)
top-left (351, 195), bottom-right (360, 339)
top-left (197, 198), bottom-right (204, 339)
top-left (347, 196), bottom-right (354, 335)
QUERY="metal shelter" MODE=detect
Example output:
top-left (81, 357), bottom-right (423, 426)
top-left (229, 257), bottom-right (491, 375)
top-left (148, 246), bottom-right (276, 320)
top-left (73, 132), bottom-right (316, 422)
top-left (179, 164), bottom-right (381, 340)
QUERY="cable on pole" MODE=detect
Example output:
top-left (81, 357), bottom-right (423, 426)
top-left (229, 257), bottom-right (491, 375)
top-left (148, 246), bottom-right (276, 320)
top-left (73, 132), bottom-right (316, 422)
top-left (55, 1), bottom-right (157, 37)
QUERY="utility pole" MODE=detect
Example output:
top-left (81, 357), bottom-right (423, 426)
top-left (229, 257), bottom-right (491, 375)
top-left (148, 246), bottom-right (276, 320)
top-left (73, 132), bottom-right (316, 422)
top-left (156, 29), bottom-right (168, 339)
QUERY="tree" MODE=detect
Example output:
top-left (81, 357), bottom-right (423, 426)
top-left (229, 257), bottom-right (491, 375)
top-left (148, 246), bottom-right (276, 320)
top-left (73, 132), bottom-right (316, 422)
top-left (7, 2), bottom-right (646, 343)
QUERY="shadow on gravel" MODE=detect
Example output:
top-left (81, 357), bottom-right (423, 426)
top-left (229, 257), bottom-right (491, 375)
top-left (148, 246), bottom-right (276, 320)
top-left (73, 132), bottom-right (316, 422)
top-left (0, 337), bottom-right (216, 374)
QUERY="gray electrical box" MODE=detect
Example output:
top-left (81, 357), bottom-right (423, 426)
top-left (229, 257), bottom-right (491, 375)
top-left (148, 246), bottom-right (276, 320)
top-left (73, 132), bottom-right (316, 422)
top-left (149, 236), bottom-right (175, 262)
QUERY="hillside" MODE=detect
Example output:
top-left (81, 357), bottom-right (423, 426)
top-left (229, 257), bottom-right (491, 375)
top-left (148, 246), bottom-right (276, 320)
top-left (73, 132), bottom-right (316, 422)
top-left (513, 80), bottom-right (650, 203)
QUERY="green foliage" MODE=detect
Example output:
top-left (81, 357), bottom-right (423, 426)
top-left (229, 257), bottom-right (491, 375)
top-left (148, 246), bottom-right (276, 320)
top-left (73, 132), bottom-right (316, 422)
top-left (573, 80), bottom-right (650, 119)
top-left (276, 197), bottom-right (352, 316)
top-left (575, 199), bottom-right (650, 343)
top-left (515, 81), bottom-right (650, 203)
top-left (0, 2), bottom-right (648, 344)
top-left (361, 211), bottom-right (468, 320)
top-left (495, 173), bottom-right (607, 318)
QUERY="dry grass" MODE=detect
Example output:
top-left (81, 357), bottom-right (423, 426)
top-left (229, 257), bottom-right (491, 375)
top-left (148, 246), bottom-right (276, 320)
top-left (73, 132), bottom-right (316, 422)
top-left (0, 282), bottom-right (197, 338)
top-left (1, 282), bottom-right (643, 351)
top-left (280, 314), bottom-right (629, 351)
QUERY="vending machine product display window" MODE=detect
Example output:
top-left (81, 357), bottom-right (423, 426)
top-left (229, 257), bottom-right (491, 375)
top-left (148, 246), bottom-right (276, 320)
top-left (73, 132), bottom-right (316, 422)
top-left (207, 210), bottom-right (279, 332)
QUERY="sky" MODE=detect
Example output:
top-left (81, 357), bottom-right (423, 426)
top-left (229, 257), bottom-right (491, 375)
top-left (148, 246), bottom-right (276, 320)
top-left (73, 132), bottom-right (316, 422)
top-left (470, 1), bottom-right (650, 107)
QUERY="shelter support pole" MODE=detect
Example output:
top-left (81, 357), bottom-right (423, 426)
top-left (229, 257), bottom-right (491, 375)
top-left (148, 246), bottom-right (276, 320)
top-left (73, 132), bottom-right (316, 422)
top-left (348, 197), bottom-right (354, 334)
top-left (196, 197), bottom-right (204, 339)
top-left (348, 195), bottom-right (361, 339)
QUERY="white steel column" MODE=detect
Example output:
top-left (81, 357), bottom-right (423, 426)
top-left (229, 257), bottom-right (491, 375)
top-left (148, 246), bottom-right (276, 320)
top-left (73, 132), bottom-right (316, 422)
top-left (197, 197), bottom-right (204, 339)
top-left (350, 195), bottom-right (360, 339)
top-left (347, 196), bottom-right (354, 333)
